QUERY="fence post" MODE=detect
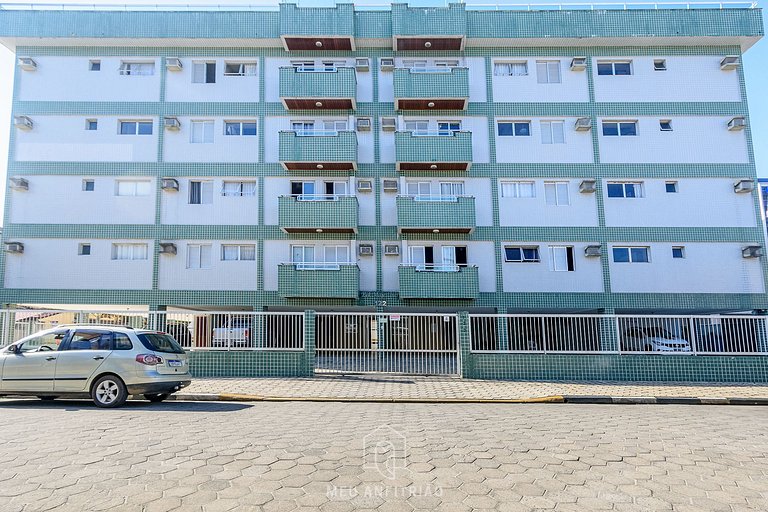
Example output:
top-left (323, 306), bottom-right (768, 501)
top-left (148, 305), bottom-right (167, 332)
top-left (757, 315), bottom-right (768, 353)
top-left (0, 308), bottom-right (16, 346)
top-left (304, 310), bottom-right (316, 377)
top-left (252, 313), bottom-right (264, 349)
top-left (496, 315), bottom-right (509, 351)
top-left (599, 312), bottom-right (619, 352)
top-left (458, 311), bottom-right (472, 378)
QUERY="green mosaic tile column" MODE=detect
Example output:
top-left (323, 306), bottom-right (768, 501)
top-left (496, 316), bottom-right (509, 351)
top-left (458, 311), bottom-right (473, 378)
top-left (303, 309), bottom-right (316, 377)
top-left (755, 316), bottom-right (768, 353)
top-left (252, 314), bottom-right (264, 349)
top-left (599, 315), bottom-right (619, 352)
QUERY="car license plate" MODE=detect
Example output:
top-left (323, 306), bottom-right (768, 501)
top-left (168, 360), bottom-right (183, 367)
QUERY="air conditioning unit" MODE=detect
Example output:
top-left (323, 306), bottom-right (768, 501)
top-left (159, 242), bottom-right (177, 255)
top-left (381, 118), bottom-right (396, 132)
top-left (570, 57), bottom-right (587, 71)
top-left (356, 117), bottom-right (371, 132)
top-left (384, 244), bottom-right (400, 256)
top-left (9, 177), bottom-right (28, 191)
top-left (14, 116), bottom-right (33, 131)
top-left (579, 179), bottom-right (597, 193)
top-left (382, 179), bottom-right (399, 192)
top-left (742, 245), bottom-right (763, 258)
top-left (728, 116), bottom-right (746, 131)
top-left (584, 245), bottom-right (602, 257)
top-left (166, 58), bottom-right (183, 71)
top-left (720, 55), bottom-right (740, 71)
top-left (161, 178), bottom-right (179, 191)
top-left (574, 117), bottom-right (592, 131)
top-left (164, 117), bottom-right (181, 131)
top-left (358, 244), bottom-right (374, 256)
top-left (355, 57), bottom-right (370, 72)
top-left (4, 242), bottom-right (24, 254)
top-left (18, 57), bottom-right (37, 71)
top-left (734, 179), bottom-right (754, 193)
top-left (357, 180), bottom-right (373, 192)
top-left (380, 58), bottom-right (395, 72)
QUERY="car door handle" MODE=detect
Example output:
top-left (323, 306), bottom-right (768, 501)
top-left (92, 356), bottom-right (105, 360)
top-left (45, 356), bottom-right (56, 361)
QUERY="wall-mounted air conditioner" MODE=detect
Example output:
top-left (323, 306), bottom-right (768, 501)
top-left (382, 179), bottom-right (399, 192)
top-left (161, 178), bottom-right (179, 191)
top-left (742, 245), bottom-right (763, 258)
top-left (159, 243), bottom-right (177, 255)
top-left (579, 179), bottom-right (597, 193)
top-left (356, 117), bottom-right (371, 132)
top-left (9, 177), bottom-right (28, 191)
top-left (164, 117), bottom-right (181, 131)
top-left (570, 57), bottom-right (587, 71)
top-left (733, 179), bottom-right (754, 193)
top-left (574, 117), bottom-right (592, 131)
top-left (166, 58), bottom-right (183, 71)
top-left (728, 116), bottom-right (746, 131)
top-left (355, 58), bottom-right (370, 72)
top-left (358, 244), bottom-right (374, 256)
top-left (384, 244), bottom-right (400, 256)
top-left (4, 242), bottom-right (24, 254)
top-left (720, 55), bottom-right (740, 71)
top-left (357, 180), bottom-right (373, 192)
top-left (380, 58), bottom-right (395, 71)
top-left (14, 116), bottom-right (33, 131)
top-left (584, 245), bottom-right (602, 257)
top-left (381, 118), bottom-right (396, 132)
top-left (18, 57), bottom-right (37, 71)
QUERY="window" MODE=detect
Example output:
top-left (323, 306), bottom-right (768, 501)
top-left (19, 331), bottom-right (67, 353)
top-left (404, 120), bottom-right (429, 134)
top-left (541, 121), bottom-right (565, 144)
top-left (665, 181), bottom-right (679, 193)
top-left (85, 119), bottom-right (98, 131)
top-left (437, 121), bottom-right (461, 136)
top-left (119, 61), bottom-right (154, 76)
top-left (224, 121), bottom-right (257, 136)
top-left (78, 243), bottom-right (91, 256)
top-left (116, 180), bottom-right (151, 196)
top-left (82, 179), bottom-right (95, 192)
top-left (291, 181), bottom-right (315, 196)
top-left (324, 245), bottom-right (350, 264)
top-left (323, 120), bottom-right (348, 132)
top-left (325, 181), bottom-right (348, 196)
top-left (602, 121), bottom-right (637, 137)
top-left (189, 180), bottom-right (214, 204)
top-left (549, 246), bottom-right (575, 272)
top-left (536, 60), bottom-right (561, 84)
top-left (224, 62), bottom-right (256, 76)
top-left (406, 181), bottom-right (430, 196)
top-left (112, 243), bottom-right (148, 260)
top-left (544, 181), bottom-right (569, 206)
top-left (291, 121), bottom-right (315, 134)
top-left (439, 182), bottom-right (464, 197)
top-left (493, 62), bottom-right (527, 76)
top-left (291, 245), bottom-right (315, 265)
top-left (190, 121), bottom-right (214, 144)
top-left (434, 60), bottom-right (459, 68)
top-left (672, 246), bottom-right (685, 259)
top-left (67, 331), bottom-right (111, 351)
top-left (612, 247), bottom-right (650, 263)
top-left (89, 60), bottom-right (101, 71)
top-left (409, 245), bottom-right (434, 270)
top-left (659, 120), bottom-right (673, 132)
top-left (222, 244), bottom-right (256, 261)
top-left (119, 121), bottom-right (153, 135)
top-left (501, 181), bottom-right (535, 198)
top-left (187, 244), bottom-right (212, 269)
top-left (114, 333), bottom-right (132, 350)
top-left (498, 122), bottom-right (530, 137)
top-left (403, 59), bottom-right (428, 70)
top-left (222, 181), bottom-right (256, 197)
top-left (606, 182), bottom-right (643, 198)
top-left (596, 61), bottom-right (632, 76)
top-left (654, 59), bottom-right (667, 71)
top-left (504, 246), bottom-right (540, 263)
top-left (192, 61), bottom-right (216, 83)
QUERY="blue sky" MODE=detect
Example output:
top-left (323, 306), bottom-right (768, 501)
top-left (0, 0), bottom-right (765, 223)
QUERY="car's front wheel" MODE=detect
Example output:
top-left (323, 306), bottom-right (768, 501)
top-left (144, 393), bottom-right (170, 403)
top-left (91, 375), bottom-right (128, 408)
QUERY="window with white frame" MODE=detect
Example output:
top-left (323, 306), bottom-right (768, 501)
top-left (597, 61), bottom-right (633, 76)
top-left (659, 120), bottom-right (673, 132)
top-left (439, 182), bottom-right (464, 197)
top-left (89, 60), bottom-right (101, 72)
top-left (549, 246), bottom-right (575, 272)
top-left (78, 243), bottom-right (91, 256)
top-left (544, 181), bottom-right (569, 206)
top-left (82, 179), bottom-right (95, 192)
top-left (403, 59), bottom-right (428, 70)
top-left (406, 181), bottom-right (430, 196)
top-left (86, 119), bottom-right (98, 131)
top-left (119, 61), bottom-right (154, 76)
top-left (324, 181), bottom-right (348, 196)
top-left (437, 121), bottom-right (461, 136)
top-left (119, 120), bottom-right (153, 135)
top-left (536, 60), bottom-right (561, 84)
top-left (115, 180), bottom-right (151, 197)
top-left (224, 61), bottom-right (257, 76)
top-left (434, 60), bottom-right (459, 68)
top-left (672, 246), bottom-right (685, 259)
top-left (497, 121), bottom-right (531, 137)
top-left (323, 120), bottom-right (348, 132)
top-left (224, 121), bottom-right (257, 136)
top-left (493, 61), bottom-right (528, 76)
top-left (291, 121), bottom-right (314, 134)
top-left (500, 181), bottom-right (535, 198)
top-left (187, 244), bottom-right (212, 269)
top-left (504, 246), bottom-right (540, 263)
top-left (222, 181), bottom-right (257, 197)
top-left (404, 120), bottom-right (429, 134)
top-left (221, 244), bottom-right (256, 261)
top-left (602, 121), bottom-right (637, 137)
top-left (291, 181), bottom-right (315, 196)
top-left (192, 61), bottom-right (216, 83)
top-left (607, 182), bottom-right (643, 198)
top-left (111, 243), bottom-right (148, 260)
top-left (291, 245), bottom-right (314, 263)
top-left (189, 180), bottom-right (214, 204)
top-left (541, 121), bottom-right (565, 144)
top-left (612, 246), bottom-right (650, 263)
top-left (324, 245), bottom-right (350, 264)
top-left (191, 121), bottom-right (214, 143)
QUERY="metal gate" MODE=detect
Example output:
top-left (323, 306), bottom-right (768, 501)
top-left (314, 312), bottom-right (460, 375)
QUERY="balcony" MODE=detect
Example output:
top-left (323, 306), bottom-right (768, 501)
top-left (279, 3), bottom-right (355, 51)
top-left (279, 131), bottom-right (357, 172)
top-left (278, 263), bottom-right (360, 299)
top-left (279, 66), bottom-right (356, 110)
top-left (395, 131), bottom-right (472, 171)
top-left (393, 67), bottom-right (469, 110)
top-left (391, 3), bottom-right (467, 51)
top-left (396, 195), bottom-right (475, 234)
top-left (279, 195), bottom-right (358, 234)
top-left (398, 265), bottom-right (479, 300)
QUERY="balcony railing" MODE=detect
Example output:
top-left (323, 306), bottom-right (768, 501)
top-left (398, 264), bottom-right (479, 300)
top-left (278, 263), bottom-right (360, 299)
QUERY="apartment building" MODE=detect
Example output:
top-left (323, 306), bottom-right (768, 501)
top-left (0, 2), bottom-right (765, 316)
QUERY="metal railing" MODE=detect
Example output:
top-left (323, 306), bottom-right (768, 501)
top-left (283, 194), bottom-right (350, 201)
top-left (288, 130), bottom-right (350, 137)
top-left (285, 261), bottom-right (356, 270)
top-left (399, 263), bottom-right (474, 272)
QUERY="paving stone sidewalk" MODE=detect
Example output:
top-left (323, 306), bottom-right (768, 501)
top-left (180, 375), bottom-right (768, 402)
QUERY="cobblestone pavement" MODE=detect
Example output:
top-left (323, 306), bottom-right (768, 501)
top-left (0, 400), bottom-right (767, 511)
top-left (182, 375), bottom-right (768, 400)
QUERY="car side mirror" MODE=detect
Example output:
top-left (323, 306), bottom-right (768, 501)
top-left (7, 344), bottom-right (19, 354)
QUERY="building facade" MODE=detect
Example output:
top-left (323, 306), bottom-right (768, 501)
top-left (0, 2), bottom-right (765, 316)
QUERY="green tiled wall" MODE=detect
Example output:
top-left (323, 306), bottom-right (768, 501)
top-left (395, 131), bottom-right (473, 164)
top-left (396, 196), bottom-right (476, 231)
top-left (278, 264), bottom-right (360, 299)
top-left (398, 266), bottom-right (480, 300)
top-left (278, 131), bottom-right (358, 165)
top-left (279, 66), bottom-right (356, 101)
top-left (393, 67), bottom-right (469, 100)
top-left (279, 196), bottom-right (359, 232)
top-left (278, 3), bottom-right (355, 38)
top-left (188, 349), bottom-right (309, 378)
top-left (391, 3), bottom-right (467, 37)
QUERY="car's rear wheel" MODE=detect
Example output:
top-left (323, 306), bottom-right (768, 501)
top-left (37, 396), bottom-right (58, 401)
top-left (91, 375), bottom-right (128, 408)
top-left (144, 393), bottom-right (170, 403)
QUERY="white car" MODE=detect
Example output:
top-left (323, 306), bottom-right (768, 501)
top-left (622, 327), bottom-right (692, 352)
top-left (0, 325), bottom-right (191, 408)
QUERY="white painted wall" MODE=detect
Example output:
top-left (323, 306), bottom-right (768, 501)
top-left (163, 117), bottom-right (259, 163)
top-left (400, 240), bottom-right (496, 293)
top-left (592, 56), bottom-right (742, 103)
top-left (598, 116), bottom-right (749, 164)
top-left (17, 56), bottom-right (160, 102)
top-left (263, 57), bottom-right (371, 103)
top-left (9, 176), bottom-right (155, 225)
top-left (491, 57), bottom-right (589, 103)
top-left (14, 115), bottom-right (158, 162)
top-left (165, 57), bottom-right (260, 102)
top-left (609, 242), bottom-right (765, 293)
top-left (160, 178), bottom-right (259, 225)
top-left (3, 239), bottom-right (153, 289)
top-left (377, 57), bottom-right (487, 103)
top-left (381, 241), bottom-right (401, 292)
top-left (379, 116), bottom-right (490, 164)
top-left (358, 241), bottom-right (377, 291)
top-left (500, 242), bottom-right (604, 292)
top-left (262, 177), bottom-right (354, 225)
top-left (494, 117), bottom-right (594, 163)
top-left (603, 178), bottom-right (758, 227)
top-left (157, 240), bottom-right (258, 291)
top-left (498, 179), bottom-right (599, 227)
top-left (262, 240), bottom-right (357, 291)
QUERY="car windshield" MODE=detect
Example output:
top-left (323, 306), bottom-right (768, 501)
top-left (645, 327), bottom-right (675, 339)
top-left (137, 333), bottom-right (185, 354)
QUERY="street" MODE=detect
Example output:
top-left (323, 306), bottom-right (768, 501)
top-left (0, 400), bottom-right (766, 511)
